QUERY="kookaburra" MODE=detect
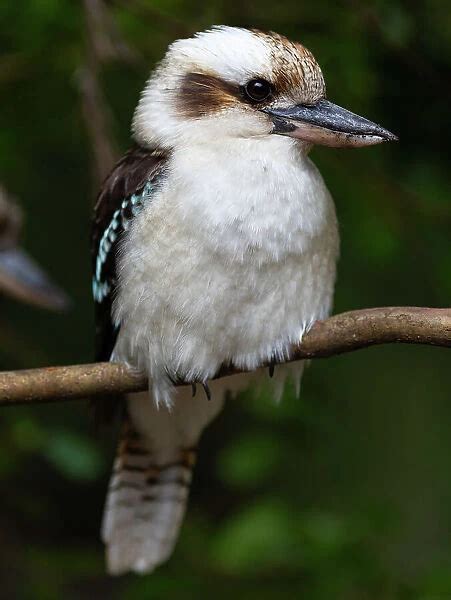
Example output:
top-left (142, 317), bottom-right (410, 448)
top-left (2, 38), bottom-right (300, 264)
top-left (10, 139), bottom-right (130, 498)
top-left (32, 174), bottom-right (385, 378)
top-left (92, 26), bottom-right (396, 575)
top-left (0, 185), bottom-right (68, 310)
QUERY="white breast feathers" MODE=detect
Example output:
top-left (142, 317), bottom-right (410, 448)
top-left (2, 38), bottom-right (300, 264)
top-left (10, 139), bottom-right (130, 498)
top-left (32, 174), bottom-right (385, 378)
top-left (112, 135), bottom-right (339, 406)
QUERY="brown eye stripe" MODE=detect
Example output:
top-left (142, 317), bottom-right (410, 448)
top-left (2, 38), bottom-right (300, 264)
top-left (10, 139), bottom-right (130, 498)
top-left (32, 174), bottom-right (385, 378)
top-left (178, 72), bottom-right (242, 118)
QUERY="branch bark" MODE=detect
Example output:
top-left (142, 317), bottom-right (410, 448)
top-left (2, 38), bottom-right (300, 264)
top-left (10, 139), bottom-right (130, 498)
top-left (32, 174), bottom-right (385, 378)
top-left (0, 307), bottom-right (450, 406)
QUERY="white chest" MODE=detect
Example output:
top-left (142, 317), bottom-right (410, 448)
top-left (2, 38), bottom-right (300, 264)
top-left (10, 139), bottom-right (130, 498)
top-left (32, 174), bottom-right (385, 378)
top-left (113, 137), bottom-right (339, 392)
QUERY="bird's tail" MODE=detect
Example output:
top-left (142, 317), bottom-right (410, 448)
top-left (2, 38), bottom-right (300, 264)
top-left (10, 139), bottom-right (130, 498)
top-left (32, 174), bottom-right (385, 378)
top-left (101, 416), bottom-right (197, 575)
top-left (101, 382), bottom-right (228, 575)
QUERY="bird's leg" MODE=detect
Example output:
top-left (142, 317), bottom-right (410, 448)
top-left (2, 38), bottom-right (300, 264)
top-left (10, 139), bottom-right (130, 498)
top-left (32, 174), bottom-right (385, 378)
top-left (268, 362), bottom-right (276, 378)
top-left (191, 383), bottom-right (197, 397)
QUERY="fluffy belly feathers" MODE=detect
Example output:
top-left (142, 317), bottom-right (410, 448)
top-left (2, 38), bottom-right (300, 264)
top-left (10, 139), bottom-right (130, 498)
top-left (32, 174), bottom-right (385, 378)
top-left (112, 148), bottom-right (339, 399)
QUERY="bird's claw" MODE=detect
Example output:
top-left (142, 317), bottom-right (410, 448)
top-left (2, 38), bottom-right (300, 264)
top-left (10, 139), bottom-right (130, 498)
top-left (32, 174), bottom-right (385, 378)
top-left (202, 382), bottom-right (211, 401)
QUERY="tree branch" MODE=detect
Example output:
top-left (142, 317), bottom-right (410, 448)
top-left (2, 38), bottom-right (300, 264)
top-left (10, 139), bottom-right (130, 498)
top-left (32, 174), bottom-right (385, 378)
top-left (0, 307), bottom-right (450, 406)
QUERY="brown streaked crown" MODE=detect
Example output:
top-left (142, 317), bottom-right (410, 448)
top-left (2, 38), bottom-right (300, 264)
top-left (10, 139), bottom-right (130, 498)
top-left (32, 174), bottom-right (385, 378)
top-left (251, 29), bottom-right (325, 103)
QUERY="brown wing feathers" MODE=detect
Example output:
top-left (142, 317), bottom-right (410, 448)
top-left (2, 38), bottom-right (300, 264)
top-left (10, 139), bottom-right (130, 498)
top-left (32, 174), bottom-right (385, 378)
top-left (91, 145), bottom-right (167, 362)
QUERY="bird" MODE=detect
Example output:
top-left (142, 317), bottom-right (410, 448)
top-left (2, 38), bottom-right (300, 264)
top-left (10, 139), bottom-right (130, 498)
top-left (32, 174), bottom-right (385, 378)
top-left (0, 184), bottom-right (69, 311)
top-left (91, 26), bottom-right (396, 575)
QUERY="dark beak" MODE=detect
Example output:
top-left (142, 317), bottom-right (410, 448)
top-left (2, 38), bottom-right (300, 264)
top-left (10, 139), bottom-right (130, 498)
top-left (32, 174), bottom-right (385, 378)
top-left (264, 99), bottom-right (397, 147)
top-left (0, 247), bottom-right (71, 311)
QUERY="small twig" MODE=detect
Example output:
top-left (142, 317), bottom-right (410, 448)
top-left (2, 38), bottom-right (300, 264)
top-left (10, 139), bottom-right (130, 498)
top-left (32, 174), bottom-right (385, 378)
top-left (0, 306), bottom-right (449, 406)
top-left (76, 64), bottom-right (118, 187)
top-left (77, 0), bottom-right (140, 188)
top-left (84, 0), bottom-right (138, 64)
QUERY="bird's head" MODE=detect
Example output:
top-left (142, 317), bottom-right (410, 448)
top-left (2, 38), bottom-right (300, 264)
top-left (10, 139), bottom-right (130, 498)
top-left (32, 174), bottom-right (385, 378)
top-left (133, 26), bottom-right (397, 150)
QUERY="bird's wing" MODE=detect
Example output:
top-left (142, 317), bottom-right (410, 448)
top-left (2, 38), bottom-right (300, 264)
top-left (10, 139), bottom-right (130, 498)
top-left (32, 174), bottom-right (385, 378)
top-left (91, 145), bottom-right (168, 362)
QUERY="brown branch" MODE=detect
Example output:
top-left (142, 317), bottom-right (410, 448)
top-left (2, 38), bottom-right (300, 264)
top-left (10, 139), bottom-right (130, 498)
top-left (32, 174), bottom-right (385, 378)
top-left (0, 307), bottom-right (450, 406)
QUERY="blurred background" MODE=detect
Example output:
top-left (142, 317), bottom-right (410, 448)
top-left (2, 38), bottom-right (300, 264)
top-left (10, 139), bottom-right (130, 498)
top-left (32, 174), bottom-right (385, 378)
top-left (0, 1), bottom-right (450, 598)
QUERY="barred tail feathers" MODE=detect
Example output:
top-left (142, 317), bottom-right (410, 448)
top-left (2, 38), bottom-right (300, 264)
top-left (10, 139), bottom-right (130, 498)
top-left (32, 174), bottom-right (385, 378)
top-left (102, 384), bottom-right (226, 575)
top-left (101, 419), bottom-right (196, 575)
top-left (101, 370), bottom-right (284, 575)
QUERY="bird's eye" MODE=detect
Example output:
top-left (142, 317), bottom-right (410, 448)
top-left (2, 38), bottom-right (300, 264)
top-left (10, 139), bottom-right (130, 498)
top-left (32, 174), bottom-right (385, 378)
top-left (243, 78), bottom-right (273, 103)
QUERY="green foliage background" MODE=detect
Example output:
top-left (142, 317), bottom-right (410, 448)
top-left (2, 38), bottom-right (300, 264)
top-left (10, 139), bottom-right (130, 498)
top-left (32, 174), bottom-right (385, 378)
top-left (0, 1), bottom-right (450, 598)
